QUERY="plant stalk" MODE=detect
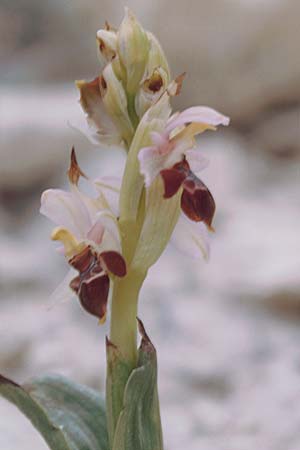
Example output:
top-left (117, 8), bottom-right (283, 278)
top-left (109, 270), bottom-right (146, 367)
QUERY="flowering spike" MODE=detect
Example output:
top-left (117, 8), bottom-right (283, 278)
top-left (38, 10), bottom-right (231, 450)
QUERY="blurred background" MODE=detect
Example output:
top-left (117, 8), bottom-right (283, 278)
top-left (1, 0), bottom-right (300, 449)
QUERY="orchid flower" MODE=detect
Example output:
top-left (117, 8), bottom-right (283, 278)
top-left (40, 149), bottom-right (126, 321)
top-left (100, 172), bottom-right (211, 261)
top-left (138, 106), bottom-right (229, 231)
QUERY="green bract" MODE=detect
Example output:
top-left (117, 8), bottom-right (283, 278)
top-left (101, 63), bottom-right (134, 146)
top-left (117, 8), bottom-right (150, 95)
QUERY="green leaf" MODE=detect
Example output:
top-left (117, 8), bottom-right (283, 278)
top-left (0, 373), bottom-right (108, 450)
top-left (112, 319), bottom-right (164, 450)
top-left (106, 338), bottom-right (133, 448)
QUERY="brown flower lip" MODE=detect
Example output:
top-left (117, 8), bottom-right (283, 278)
top-left (160, 159), bottom-right (215, 229)
top-left (69, 246), bottom-right (126, 320)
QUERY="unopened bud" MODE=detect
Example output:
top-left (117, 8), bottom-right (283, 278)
top-left (146, 32), bottom-right (170, 82)
top-left (96, 29), bottom-right (117, 67)
top-left (117, 8), bottom-right (150, 94)
top-left (111, 55), bottom-right (126, 81)
top-left (101, 63), bottom-right (134, 146)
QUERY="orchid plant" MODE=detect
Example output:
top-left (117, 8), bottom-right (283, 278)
top-left (0, 9), bottom-right (229, 450)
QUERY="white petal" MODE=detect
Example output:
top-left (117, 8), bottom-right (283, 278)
top-left (166, 106), bottom-right (230, 132)
top-left (138, 145), bottom-right (167, 187)
top-left (186, 149), bottom-right (210, 173)
top-left (46, 268), bottom-right (76, 310)
top-left (40, 188), bottom-right (92, 239)
top-left (150, 131), bottom-right (169, 149)
top-left (163, 136), bottom-right (193, 169)
top-left (71, 185), bottom-right (102, 225)
top-left (171, 214), bottom-right (210, 260)
top-left (95, 210), bottom-right (121, 253)
top-left (69, 118), bottom-right (123, 147)
top-left (87, 219), bottom-right (105, 245)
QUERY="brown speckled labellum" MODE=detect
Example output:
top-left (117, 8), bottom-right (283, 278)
top-left (181, 173), bottom-right (215, 228)
top-left (68, 246), bottom-right (126, 320)
top-left (160, 167), bottom-right (186, 198)
top-left (160, 159), bottom-right (215, 228)
top-left (77, 273), bottom-right (110, 319)
top-left (69, 246), bottom-right (109, 319)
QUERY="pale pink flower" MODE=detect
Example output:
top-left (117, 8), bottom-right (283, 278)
top-left (40, 150), bottom-right (126, 321)
top-left (139, 106), bottom-right (229, 187)
top-left (138, 106), bottom-right (229, 229)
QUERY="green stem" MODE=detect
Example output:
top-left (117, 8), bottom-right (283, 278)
top-left (110, 270), bottom-right (146, 367)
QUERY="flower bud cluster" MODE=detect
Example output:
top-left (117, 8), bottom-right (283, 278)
top-left (41, 9), bottom-right (229, 322)
top-left (77, 8), bottom-right (170, 149)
